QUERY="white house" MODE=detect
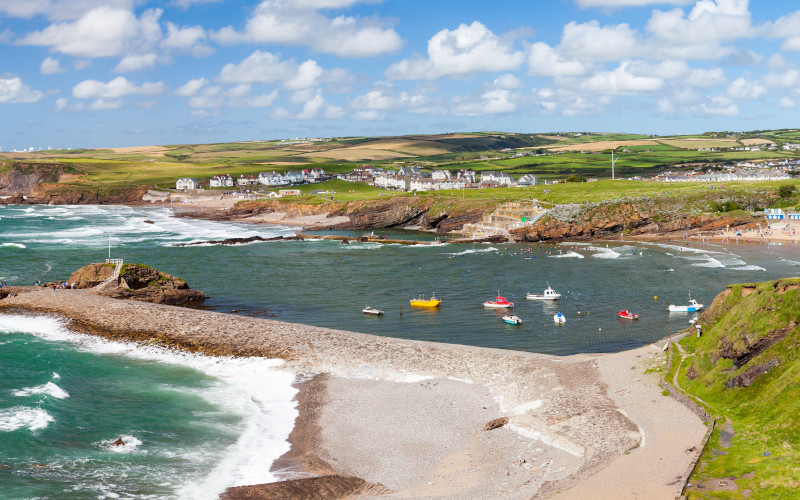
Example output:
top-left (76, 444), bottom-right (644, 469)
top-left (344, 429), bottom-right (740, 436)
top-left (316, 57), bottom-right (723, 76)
top-left (481, 171), bottom-right (513, 186)
top-left (258, 172), bottom-right (286, 186)
top-left (438, 178), bottom-right (468, 190)
top-left (176, 178), bottom-right (201, 190)
top-left (431, 170), bottom-right (452, 181)
top-left (209, 174), bottom-right (234, 187)
top-left (517, 174), bottom-right (538, 186)
top-left (237, 175), bottom-right (259, 186)
top-left (457, 169), bottom-right (477, 183)
top-left (302, 168), bottom-right (326, 182)
top-left (374, 174), bottom-right (408, 190)
top-left (283, 171), bottom-right (304, 184)
top-left (409, 178), bottom-right (438, 192)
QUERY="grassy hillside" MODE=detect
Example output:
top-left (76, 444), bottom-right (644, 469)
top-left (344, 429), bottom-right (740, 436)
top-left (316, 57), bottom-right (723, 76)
top-left (1, 130), bottom-right (798, 198)
top-left (674, 279), bottom-right (800, 499)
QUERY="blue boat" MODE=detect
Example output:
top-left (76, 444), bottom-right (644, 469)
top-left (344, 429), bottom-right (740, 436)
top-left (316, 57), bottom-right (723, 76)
top-left (503, 315), bottom-right (523, 325)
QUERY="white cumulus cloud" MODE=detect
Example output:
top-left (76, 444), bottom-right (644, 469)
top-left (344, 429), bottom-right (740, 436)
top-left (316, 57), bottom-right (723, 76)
top-left (212, 0), bottom-right (401, 57)
top-left (40, 56), bottom-right (64, 74)
top-left (72, 76), bottom-right (166, 99)
top-left (19, 6), bottom-right (162, 58)
top-left (0, 77), bottom-right (44, 103)
top-left (386, 21), bottom-right (525, 80)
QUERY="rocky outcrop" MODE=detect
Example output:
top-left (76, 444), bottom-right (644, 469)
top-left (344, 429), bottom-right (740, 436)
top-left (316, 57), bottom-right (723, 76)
top-left (67, 263), bottom-right (205, 305)
top-left (174, 235), bottom-right (303, 246)
top-left (511, 202), bottom-right (751, 242)
top-left (221, 476), bottom-right (390, 500)
top-left (726, 358), bottom-right (780, 388)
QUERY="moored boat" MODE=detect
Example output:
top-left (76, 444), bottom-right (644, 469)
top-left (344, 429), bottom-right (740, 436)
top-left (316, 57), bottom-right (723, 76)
top-left (527, 285), bottom-right (561, 301)
top-left (668, 298), bottom-right (703, 313)
top-left (410, 294), bottom-right (441, 307)
top-left (483, 294), bottom-right (514, 308)
top-left (553, 312), bottom-right (566, 324)
top-left (617, 310), bottom-right (639, 320)
top-left (362, 304), bottom-right (384, 315)
top-left (503, 315), bottom-right (523, 325)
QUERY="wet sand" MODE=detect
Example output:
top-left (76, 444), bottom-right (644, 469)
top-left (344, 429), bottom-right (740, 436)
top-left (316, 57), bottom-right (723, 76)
top-left (0, 289), bottom-right (706, 499)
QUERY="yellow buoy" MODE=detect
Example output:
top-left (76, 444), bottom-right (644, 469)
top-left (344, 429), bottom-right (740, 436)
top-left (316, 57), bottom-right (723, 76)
top-left (654, 296), bottom-right (658, 301)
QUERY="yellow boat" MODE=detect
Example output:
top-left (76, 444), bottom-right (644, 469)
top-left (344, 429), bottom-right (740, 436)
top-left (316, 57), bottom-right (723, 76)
top-left (410, 294), bottom-right (441, 307)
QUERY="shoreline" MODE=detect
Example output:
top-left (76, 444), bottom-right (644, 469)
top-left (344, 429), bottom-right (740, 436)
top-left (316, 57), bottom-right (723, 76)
top-left (0, 290), bottom-right (707, 498)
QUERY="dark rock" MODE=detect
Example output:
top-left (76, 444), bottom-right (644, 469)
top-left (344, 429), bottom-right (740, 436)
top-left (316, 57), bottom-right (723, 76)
top-left (686, 361), bottom-right (698, 380)
top-left (173, 235), bottom-right (300, 247)
top-left (143, 220), bottom-right (155, 224)
top-left (726, 358), bottom-right (780, 389)
top-left (341, 239), bottom-right (349, 245)
top-left (68, 263), bottom-right (205, 305)
top-left (111, 437), bottom-right (126, 446)
top-left (483, 416), bottom-right (509, 431)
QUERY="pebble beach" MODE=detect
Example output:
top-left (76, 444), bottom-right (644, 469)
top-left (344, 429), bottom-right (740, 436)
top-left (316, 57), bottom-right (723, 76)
top-left (1, 288), bottom-right (707, 498)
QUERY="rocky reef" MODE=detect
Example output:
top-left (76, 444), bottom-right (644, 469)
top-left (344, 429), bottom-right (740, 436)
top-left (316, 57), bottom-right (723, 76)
top-left (67, 263), bottom-right (205, 305)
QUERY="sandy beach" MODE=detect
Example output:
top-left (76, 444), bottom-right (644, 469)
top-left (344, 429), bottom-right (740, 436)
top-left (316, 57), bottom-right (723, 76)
top-left (0, 289), bottom-right (708, 499)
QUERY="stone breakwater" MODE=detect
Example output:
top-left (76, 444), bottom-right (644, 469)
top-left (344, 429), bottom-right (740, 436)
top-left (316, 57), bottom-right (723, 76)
top-left (0, 289), bottom-right (668, 498)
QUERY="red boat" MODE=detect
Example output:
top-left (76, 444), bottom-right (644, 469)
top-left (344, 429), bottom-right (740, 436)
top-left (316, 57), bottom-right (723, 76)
top-left (483, 296), bottom-right (514, 308)
top-left (618, 310), bottom-right (639, 320)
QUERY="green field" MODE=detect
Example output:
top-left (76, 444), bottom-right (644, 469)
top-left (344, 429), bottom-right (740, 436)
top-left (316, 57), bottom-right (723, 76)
top-left (2, 130), bottom-right (797, 198)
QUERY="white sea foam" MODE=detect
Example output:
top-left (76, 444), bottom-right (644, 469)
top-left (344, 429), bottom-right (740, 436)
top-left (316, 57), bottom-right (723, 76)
top-left (0, 406), bottom-right (54, 432)
top-left (691, 256), bottom-right (725, 268)
top-left (448, 247), bottom-right (497, 256)
top-left (0, 313), bottom-right (297, 499)
top-left (549, 251), bottom-right (584, 259)
top-left (13, 381), bottom-right (70, 399)
top-left (0, 243), bottom-right (26, 248)
top-left (730, 265), bottom-right (767, 271)
top-left (591, 247), bottom-right (621, 259)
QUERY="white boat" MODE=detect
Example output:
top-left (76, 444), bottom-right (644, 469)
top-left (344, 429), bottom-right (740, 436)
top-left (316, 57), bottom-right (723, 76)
top-left (527, 285), bottom-right (561, 301)
top-left (668, 298), bottom-right (703, 313)
top-left (362, 304), bottom-right (384, 315)
top-left (553, 313), bottom-right (566, 324)
top-left (503, 315), bottom-right (523, 325)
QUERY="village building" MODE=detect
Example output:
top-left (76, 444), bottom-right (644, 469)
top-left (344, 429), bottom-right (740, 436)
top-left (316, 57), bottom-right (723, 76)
top-left (209, 174), bottom-right (234, 188)
top-left (516, 174), bottom-right (538, 186)
top-left (283, 171), bottom-right (304, 184)
top-left (431, 170), bottom-right (452, 181)
top-left (176, 178), bottom-right (201, 190)
top-left (480, 171), bottom-right (513, 186)
top-left (258, 171), bottom-right (286, 186)
top-left (279, 189), bottom-right (302, 197)
top-left (457, 169), bottom-right (477, 183)
top-left (237, 175), bottom-right (259, 186)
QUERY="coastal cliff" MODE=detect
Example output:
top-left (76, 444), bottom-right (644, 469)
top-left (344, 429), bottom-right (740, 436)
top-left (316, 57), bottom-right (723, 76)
top-left (512, 199), bottom-right (753, 242)
top-left (673, 278), bottom-right (800, 497)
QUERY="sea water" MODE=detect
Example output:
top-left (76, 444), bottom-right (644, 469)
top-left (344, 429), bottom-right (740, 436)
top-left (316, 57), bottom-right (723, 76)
top-left (1, 204), bottom-right (799, 497)
top-left (0, 315), bottom-right (296, 499)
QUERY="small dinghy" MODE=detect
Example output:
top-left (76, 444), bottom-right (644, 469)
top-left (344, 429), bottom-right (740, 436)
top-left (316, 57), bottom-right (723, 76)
top-left (503, 315), bottom-right (523, 325)
top-left (617, 310), bottom-right (639, 320)
top-left (553, 312), bottom-right (566, 324)
top-left (362, 304), bottom-right (384, 315)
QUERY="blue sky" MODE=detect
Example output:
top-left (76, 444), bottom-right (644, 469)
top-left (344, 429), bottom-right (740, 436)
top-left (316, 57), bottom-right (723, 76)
top-left (1, 0), bottom-right (800, 150)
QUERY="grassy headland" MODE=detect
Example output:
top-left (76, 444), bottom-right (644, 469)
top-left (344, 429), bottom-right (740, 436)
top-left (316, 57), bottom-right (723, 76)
top-left (674, 279), bottom-right (800, 499)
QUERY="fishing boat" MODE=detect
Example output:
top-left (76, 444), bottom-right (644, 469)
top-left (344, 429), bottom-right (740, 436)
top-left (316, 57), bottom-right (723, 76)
top-left (410, 294), bottom-right (441, 307)
top-left (553, 313), bottom-right (566, 324)
top-left (526, 285), bottom-right (561, 301)
top-left (503, 315), bottom-right (523, 325)
top-left (617, 310), bottom-right (639, 320)
top-left (668, 298), bottom-right (703, 312)
top-left (483, 294), bottom-right (514, 308)
top-left (362, 304), bottom-right (384, 315)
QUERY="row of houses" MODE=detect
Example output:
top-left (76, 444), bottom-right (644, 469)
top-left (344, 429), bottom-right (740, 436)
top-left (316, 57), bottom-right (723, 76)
top-left (176, 168), bottom-right (327, 191)
top-left (345, 166), bottom-right (538, 192)
top-left (651, 169), bottom-right (791, 183)
top-left (765, 208), bottom-right (800, 220)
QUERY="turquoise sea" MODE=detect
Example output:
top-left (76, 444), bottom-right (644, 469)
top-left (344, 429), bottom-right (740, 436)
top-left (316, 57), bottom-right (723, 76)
top-left (1, 204), bottom-right (799, 498)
